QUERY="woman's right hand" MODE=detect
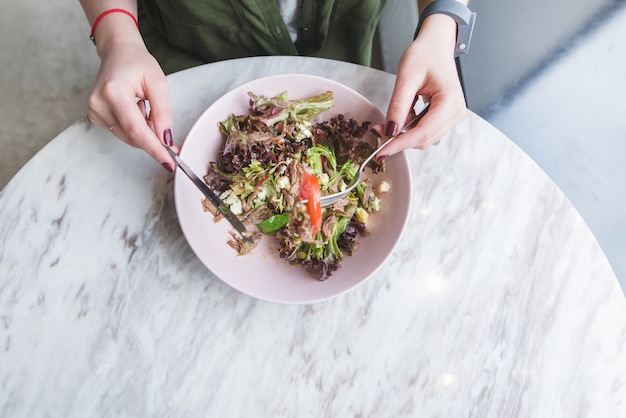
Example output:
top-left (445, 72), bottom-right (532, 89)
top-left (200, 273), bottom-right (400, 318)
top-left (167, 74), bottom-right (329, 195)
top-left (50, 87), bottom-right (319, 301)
top-left (87, 22), bottom-right (177, 172)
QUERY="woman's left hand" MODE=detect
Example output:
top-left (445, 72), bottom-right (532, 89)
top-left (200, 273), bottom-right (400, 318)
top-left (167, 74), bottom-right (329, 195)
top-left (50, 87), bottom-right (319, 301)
top-left (373, 14), bottom-right (467, 157)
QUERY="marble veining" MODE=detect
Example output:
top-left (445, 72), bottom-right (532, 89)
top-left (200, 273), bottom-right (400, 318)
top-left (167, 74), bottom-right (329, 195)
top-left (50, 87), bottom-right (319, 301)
top-left (1, 57), bottom-right (625, 417)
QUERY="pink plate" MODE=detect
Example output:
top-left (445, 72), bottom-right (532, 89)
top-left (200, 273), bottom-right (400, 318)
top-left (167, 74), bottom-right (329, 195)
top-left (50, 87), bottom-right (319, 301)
top-left (174, 74), bottom-right (411, 304)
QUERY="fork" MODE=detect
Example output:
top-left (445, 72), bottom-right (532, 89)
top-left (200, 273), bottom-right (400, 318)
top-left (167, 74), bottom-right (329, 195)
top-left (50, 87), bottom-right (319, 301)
top-left (318, 101), bottom-right (430, 207)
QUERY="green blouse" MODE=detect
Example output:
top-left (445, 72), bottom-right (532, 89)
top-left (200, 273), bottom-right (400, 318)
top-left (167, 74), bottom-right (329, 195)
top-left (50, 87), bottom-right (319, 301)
top-left (138, 0), bottom-right (388, 74)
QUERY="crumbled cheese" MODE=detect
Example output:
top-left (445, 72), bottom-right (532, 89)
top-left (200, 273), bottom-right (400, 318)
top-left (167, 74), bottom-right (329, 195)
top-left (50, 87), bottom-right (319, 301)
top-left (221, 190), bottom-right (243, 215)
top-left (293, 121), bottom-right (313, 141)
top-left (376, 181), bottom-right (390, 193)
top-left (317, 172), bottom-right (330, 187)
top-left (276, 175), bottom-right (291, 190)
top-left (368, 196), bottom-right (381, 212)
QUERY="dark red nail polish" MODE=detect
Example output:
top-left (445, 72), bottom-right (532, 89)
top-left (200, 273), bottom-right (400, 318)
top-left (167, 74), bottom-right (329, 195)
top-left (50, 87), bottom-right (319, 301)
top-left (162, 162), bottom-right (174, 173)
top-left (163, 129), bottom-right (173, 147)
top-left (377, 154), bottom-right (387, 162)
top-left (385, 121), bottom-right (397, 137)
top-left (369, 128), bottom-right (380, 138)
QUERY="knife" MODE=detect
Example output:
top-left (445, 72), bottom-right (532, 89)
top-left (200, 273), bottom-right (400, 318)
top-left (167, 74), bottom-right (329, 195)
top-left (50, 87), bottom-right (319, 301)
top-left (166, 147), bottom-right (254, 244)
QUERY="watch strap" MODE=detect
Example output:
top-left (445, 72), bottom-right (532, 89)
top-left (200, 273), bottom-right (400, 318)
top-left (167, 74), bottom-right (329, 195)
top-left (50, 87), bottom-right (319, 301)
top-left (414, 0), bottom-right (476, 56)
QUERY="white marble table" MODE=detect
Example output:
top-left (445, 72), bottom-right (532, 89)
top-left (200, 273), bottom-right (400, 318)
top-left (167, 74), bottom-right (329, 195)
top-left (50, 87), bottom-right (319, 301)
top-left (1, 57), bottom-right (625, 417)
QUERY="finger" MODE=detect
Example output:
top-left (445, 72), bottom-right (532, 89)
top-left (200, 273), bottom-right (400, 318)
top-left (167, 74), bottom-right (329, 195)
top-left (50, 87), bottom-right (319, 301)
top-left (136, 99), bottom-right (178, 169)
top-left (88, 85), bottom-right (179, 172)
top-left (369, 124), bottom-right (384, 138)
top-left (143, 77), bottom-right (174, 148)
top-left (104, 91), bottom-right (176, 170)
top-left (86, 97), bottom-right (118, 131)
top-left (138, 98), bottom-right (149, 119)
top-left (370, 97), bottom-right (422, 141)
top-left (140, 100), bottom-right (180, 171)
top-left (91, 100), bottom-right (147, 133)
top-left (385, 65), bottom-right (426, 137)
top-left (137, 99), bottom-right (158, 134)
top-left (382, 98), bottom-right (465, 155)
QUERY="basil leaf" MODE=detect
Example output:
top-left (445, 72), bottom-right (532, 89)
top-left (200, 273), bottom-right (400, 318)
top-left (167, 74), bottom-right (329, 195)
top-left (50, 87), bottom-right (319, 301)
top-left (257, 213), bottom-right (290, 234)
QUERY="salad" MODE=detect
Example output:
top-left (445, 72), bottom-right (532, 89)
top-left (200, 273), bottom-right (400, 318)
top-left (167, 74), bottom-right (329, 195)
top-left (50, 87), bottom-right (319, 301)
top-left (203, 90), bottom-right (389, 280)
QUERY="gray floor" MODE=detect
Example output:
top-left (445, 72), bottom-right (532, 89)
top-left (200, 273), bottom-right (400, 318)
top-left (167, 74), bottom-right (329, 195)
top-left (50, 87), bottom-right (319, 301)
top-left (1, 1), bottom-right (624, 295)
top-left (0, 1), bottom-right (98, 190)
top-left (484, 5), bottom-right (626, 294)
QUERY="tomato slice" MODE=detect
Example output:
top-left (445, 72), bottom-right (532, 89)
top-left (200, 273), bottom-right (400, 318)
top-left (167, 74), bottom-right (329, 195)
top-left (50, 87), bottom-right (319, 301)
top-left (300, 173), bottom-right (322, 235)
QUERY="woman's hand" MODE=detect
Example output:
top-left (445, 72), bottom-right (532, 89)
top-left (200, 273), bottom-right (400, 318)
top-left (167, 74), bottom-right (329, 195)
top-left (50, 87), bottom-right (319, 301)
top-left (87, 28), bottom-right (178, 172)
top-left (375, 14), bottom-right (467, 157)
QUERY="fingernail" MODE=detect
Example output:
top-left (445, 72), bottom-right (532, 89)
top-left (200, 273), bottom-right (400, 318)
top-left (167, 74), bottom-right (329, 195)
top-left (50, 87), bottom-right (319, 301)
top-left (385, 121), bottom-right (397, 137)
top-left (377, 154), bottom-right (387, 162)
top-left (369, 128), bottom-right (380, 138)
top-left (163, 129), bottom-right (173, 147)
top-left (162, 162), bottom-right (174, 173)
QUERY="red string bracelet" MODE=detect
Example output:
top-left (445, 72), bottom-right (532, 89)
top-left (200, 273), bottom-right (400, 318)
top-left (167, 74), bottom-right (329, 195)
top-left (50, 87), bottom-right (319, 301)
top-left (90, 8), bottom-right (139, 45)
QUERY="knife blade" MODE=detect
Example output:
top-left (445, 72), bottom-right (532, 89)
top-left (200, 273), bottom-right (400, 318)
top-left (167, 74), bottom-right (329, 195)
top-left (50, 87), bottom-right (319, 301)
top-left (166, 147), bottom-right (253, 244)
